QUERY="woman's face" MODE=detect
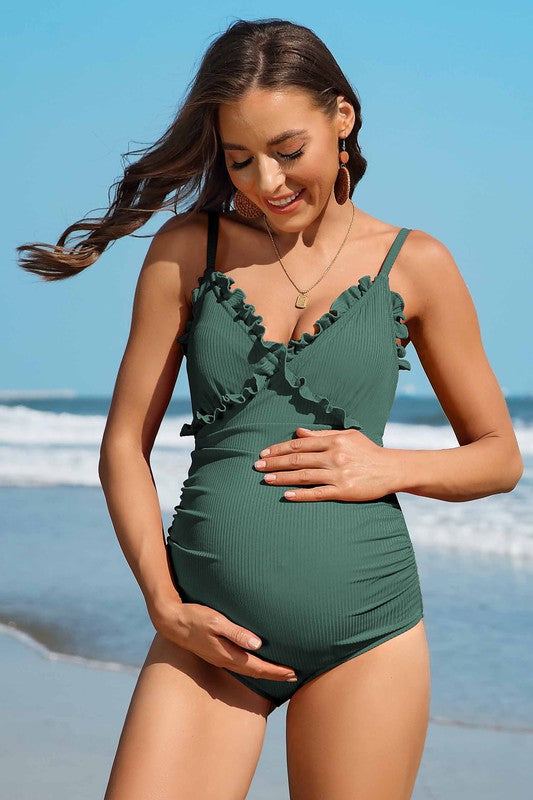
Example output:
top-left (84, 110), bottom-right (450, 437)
top-left (217, 87), bottom-right (353, 229)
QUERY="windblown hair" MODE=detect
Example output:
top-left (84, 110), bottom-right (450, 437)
top-left (17, 17), bottom-right (367, 281)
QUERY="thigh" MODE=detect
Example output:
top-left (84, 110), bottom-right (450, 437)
top-left (104, 631), bottom-right (276, 800)
top-left (285, 619), bottom-right (430, 800)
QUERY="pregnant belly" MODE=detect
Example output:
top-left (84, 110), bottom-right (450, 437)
top-left (166, 443), bottom-right (420, 657)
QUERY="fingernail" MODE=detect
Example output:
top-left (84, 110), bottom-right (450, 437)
top-left (254, 459), bottom-right (266, 468)
top-left (248, 637), bottom-right (261, 648)
top-left (259, 448), bottom-right (270, 456)
top-left (286, 675), bottom-right (298, 682)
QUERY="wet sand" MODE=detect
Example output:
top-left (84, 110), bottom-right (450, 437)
top-left (2, 626), bottom-right (532, 799)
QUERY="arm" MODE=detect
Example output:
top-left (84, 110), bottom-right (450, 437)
top-left (98, 213), bottom-right (197, 624)
top-left (388, 230), bottom-right (523, 501)
top-left (97, 213), bottom-right (300, 682)
top-left (245, 229), bottom-right (523, 505)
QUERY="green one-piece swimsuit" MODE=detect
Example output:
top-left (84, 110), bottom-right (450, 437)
top-left (166, 208), bottom-right (424, 707)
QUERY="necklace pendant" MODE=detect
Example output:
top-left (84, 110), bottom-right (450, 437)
top-left (295, 293), bottom-right (308, 308)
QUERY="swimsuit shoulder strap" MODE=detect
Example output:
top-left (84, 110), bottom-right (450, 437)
top-left (204, 209), bottom-right (220, 276)
top-left (378, 227), bottom-right (411, 280)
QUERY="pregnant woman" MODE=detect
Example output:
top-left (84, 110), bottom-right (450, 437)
top-left (17, 17), bottom-right (523, 800)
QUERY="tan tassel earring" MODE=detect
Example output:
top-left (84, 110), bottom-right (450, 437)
top-left (334, 137), bottom-right (350, 205)
top-left (234, 189), bottom-right (264, 219)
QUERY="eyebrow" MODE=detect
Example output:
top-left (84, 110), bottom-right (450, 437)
top-left (221, 128), bottom-right (309, 151)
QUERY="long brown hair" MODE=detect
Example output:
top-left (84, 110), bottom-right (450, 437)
top-left (16, 18), bottom-right (367, 282)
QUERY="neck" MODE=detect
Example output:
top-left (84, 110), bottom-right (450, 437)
top-left (263, 196), bottom-right (356, 256)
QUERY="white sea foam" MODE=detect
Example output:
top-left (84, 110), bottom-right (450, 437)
top-left (0, 620), bottom-right (139, 674)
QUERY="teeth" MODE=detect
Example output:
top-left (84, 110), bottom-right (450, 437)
top-left (267, 190), bottom-right (302, 207)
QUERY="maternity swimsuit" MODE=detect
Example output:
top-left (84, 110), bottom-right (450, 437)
top-left (166, 209), bottom-right (424, 707)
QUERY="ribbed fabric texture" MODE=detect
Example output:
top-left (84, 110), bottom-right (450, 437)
top-left (167, 211), bottom-right (423, 707)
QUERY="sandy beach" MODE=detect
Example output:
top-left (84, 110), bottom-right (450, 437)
top-left (2, 624), bottom-right (532, 800)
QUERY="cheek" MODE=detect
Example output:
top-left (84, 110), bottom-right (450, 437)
top-left (305, 168), bottom-right (329, 185)
top-left (299, 152), bottom-right (339, 187)
top-left (300, 164), bottom-right (337, 192)
top-left (229, 169), bottom-right (253, 189)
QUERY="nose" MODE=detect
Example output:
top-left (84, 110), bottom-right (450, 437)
top-left (254, 156), bottom-right (287, 199)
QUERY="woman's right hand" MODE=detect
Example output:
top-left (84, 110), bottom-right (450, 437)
top-left (149, 596), bottom-right (298, 683)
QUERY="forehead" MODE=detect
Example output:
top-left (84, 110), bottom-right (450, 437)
top-left (217, 88), bottom-right (323, 144)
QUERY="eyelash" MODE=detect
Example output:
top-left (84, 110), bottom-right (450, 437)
top-left (229, 148), bottom-right (304, 171)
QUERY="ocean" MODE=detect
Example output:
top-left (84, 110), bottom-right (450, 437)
top-left (1, 392), bottom-right (532, 735)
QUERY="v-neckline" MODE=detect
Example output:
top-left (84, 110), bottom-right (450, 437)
top-left (202, 266), bottom-right (389, 354)
top-left (183, 223), bottom-right (411, 357)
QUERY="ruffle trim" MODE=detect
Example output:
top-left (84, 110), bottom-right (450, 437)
top-left (210, 271), bottom-right (271, 345)
top-left (209, 269), bottom-right (374, 353)
top-left (175, 273), bottom-right (211, 354)
top-left (179, 269), bottom-right (408, 372)
top-left (179, 342), bottom-right (362, 437)
top-left (178, 268), bottom-right (409, 436)
top-left (288, 275), bottom-right (374, 355)
top-left (280, 356), bottom-right (363, 432)
top-left (178, 349), bottom-right (277, 437)
top-left (390, 290), bottom-right (411, 370)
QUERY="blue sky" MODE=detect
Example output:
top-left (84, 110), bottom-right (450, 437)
top-left (4, 0), bottom-right (532, 398)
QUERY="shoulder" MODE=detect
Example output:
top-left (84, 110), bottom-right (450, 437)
top-left (150, 209), bottom-right (257, 265)
top-left (152, 210), bottom-right (210, 264)
top-left (403, 227), bottom-right (458, 277)
top-left (395, 226), bottom-right (473, 323)
top-left (154, 209), bottom-right (258, 244)
top-left (141, 210), bottom-right (215, 309)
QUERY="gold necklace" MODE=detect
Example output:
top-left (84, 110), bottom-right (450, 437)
top-left (262, 202), bottom-right (356, 308)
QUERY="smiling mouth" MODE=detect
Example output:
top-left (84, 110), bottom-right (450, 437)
top-left (264, 188), bottom-right (305, 208)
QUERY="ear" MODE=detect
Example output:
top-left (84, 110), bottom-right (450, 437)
top-left (336, 95), bottom-right (355, 138)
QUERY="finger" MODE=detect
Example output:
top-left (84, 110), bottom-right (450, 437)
top-left (236, 654), bottom-right (299, 682)
top-left (215, 637), bottom-right (297, 681)
top-left (258, 432), bottom-right (336, 459)
top-left (255, 451), bottom-right (331, 473)
top-left (295, 426), bottom-right (341, 435)
top-left (283, 484), bottom-right (339, 502)
top-left (262, 468), bottom-right (333, 486)
top-left (214, 619), bottom-right (262, 651)
top-left (211, 619), bottom-right (297, 679)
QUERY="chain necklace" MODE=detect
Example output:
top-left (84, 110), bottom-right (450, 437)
top-left (262, 201), bottom-right (356, 308)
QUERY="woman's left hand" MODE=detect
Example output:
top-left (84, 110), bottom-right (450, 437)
top-left (253, 426), bottom-right (399, 502)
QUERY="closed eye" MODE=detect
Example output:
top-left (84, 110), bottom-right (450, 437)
top-left (229, 148), bottom-right (304, 171)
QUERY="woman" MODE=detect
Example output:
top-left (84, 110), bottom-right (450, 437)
top-left (17, 17), bottom-right (523, 800)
